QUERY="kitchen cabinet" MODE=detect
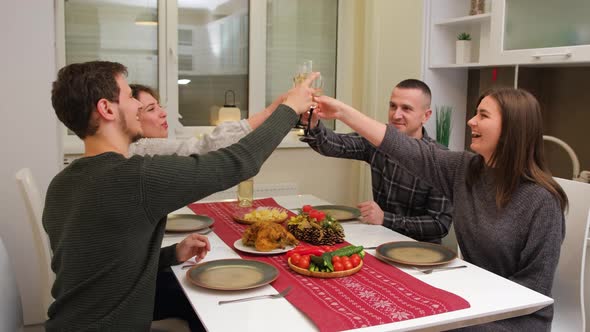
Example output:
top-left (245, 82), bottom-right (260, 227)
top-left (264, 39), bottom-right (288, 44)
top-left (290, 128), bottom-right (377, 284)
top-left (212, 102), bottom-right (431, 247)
top-left (425, 0), bottom-right (590, 69)
top-left (423, 0), bottom-right (590, 158)
top-left (489, 0), bottom-right (590, 65)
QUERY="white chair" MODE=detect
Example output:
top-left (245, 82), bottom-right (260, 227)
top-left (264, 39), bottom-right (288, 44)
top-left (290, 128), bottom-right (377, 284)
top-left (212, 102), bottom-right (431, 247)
top-left (551, 178), bottom-right (590, 331)
top-left (15, 168), bottom-right (54, 320)
top-left (0, 235), bottom-right (24, 332)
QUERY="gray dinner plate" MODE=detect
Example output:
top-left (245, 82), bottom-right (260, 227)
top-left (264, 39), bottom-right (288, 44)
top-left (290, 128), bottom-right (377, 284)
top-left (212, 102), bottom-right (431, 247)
top-left (376, 241), bottom-right (457, 266)
top-left (165, 214), bottom-right (214, 232)
top-left (186, 259), bottom-right (278, 290)
top-left (312, 205), bottom-right (361, 221)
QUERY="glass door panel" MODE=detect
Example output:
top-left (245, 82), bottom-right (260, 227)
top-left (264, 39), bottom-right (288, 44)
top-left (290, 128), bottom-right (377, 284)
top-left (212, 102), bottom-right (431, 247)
top-left (265, 0), bottom-right (338, 130)
top-left (177, 0), bottom-right (249, 126)
top-left (64, 0), bottom-right (159, 87)
top-left (504, 0), bottom-right (590, 50)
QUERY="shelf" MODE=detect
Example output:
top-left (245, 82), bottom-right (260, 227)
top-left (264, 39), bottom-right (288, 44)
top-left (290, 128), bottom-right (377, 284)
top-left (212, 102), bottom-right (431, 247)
top-left (435, 13), bottom-right (491, 27)
top-left (429, 62), bottom-right (488, 69)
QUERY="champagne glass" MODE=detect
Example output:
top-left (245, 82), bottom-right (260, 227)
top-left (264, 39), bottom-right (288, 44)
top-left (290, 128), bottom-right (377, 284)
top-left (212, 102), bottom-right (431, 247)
top-left (292, 60), bottom-right (313, 129)
top-left (292, 60), bottom-right (323, 132)
top-left (303, 74), bottom-right (323, 136)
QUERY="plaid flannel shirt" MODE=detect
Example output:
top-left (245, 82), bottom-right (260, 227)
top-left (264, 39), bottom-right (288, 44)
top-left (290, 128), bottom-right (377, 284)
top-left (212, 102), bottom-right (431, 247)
top-left (303, 122), bottom-right (452, 243)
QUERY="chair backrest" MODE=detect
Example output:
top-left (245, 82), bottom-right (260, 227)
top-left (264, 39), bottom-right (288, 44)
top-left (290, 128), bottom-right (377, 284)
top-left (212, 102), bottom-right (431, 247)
top-left (0, 236), bottom-right (24, 332)
top-left (15, 168), bottom-right (54, 319)
top-left (551, 177), bottom-right (590, 331)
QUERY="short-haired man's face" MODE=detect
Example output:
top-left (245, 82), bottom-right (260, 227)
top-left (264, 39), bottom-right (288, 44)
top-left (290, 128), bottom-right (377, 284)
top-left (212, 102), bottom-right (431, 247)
top-left (114, 75), bottom-right (143, 143)
top-left (388, 87), bottom-right (432, 139)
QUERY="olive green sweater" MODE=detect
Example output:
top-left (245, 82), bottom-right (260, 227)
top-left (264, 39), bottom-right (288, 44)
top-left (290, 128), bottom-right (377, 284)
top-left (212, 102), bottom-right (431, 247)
top-left (42, 105), bottom-right (298, 331)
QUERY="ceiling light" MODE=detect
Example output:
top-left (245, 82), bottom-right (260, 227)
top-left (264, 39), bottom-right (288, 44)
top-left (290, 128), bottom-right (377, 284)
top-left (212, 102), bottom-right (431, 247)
top-left (178, 79), bottom-right (191, 85)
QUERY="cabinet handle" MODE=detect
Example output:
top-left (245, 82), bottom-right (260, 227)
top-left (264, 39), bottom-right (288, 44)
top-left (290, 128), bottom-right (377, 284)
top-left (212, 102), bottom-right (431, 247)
top-left (532, 52), bottom-right (572, 60)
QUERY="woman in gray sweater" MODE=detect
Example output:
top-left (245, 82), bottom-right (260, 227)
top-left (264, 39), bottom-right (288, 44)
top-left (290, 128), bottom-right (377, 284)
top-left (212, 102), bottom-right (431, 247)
top-left (312, 88), bottom-right (567, 331)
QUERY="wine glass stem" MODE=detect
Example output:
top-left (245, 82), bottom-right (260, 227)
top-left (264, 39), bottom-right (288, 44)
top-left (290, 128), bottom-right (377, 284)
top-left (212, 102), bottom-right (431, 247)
top-left (304, 108), bottom-right (315, 136)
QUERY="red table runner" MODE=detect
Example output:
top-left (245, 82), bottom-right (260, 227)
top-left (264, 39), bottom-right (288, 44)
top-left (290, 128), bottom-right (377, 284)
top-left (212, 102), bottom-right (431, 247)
top-left (189, 198), bottom-right (470, 332)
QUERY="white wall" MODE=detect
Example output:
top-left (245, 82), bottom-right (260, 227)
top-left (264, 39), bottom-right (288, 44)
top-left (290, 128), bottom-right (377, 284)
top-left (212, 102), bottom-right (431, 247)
top-left (0, 1), bottom-right (61, 326)
top-left (256, 148), bottom-right (357, 206)
top-left (356, 0), bottom-right (425, 202)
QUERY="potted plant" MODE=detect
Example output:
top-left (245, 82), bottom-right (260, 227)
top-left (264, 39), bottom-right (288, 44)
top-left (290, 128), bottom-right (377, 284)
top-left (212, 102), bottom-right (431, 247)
top-left (456, 33), bottom-right (472, 64)
top-left (436, 105), bottom-right (453, 148)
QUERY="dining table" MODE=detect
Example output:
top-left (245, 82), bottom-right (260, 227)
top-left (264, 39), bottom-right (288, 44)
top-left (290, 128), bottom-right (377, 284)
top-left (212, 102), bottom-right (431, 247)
top-left (161, 194), bottom-right (552, 332)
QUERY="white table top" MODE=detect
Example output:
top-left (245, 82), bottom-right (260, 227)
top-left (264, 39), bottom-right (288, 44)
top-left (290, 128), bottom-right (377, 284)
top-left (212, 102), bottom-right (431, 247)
top-left (162, 194), bottom-right (552, 331)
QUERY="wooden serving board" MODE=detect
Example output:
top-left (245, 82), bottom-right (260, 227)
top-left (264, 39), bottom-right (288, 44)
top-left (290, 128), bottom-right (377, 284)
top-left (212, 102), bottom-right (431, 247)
top-left (288, 257), bottom-right (362, 278)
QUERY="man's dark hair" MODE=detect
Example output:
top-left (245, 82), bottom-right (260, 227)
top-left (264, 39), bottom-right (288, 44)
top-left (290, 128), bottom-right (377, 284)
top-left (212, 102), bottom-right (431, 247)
top-left (130, 84), bottom-right (160, 103)
top-left (51, 61), bottom-right (128, 139)
top-left (396, 79), bottom-right (432, 104)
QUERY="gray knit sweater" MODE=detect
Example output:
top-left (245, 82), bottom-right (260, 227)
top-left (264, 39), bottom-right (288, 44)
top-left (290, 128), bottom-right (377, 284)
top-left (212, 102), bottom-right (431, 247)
top-left (42, 105), bottom-right (298, 331)
top-left (379, 125), bottom-right (564, 331)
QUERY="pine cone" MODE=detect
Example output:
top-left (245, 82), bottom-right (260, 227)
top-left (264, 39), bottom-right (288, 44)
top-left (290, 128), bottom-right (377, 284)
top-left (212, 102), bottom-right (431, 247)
top-left (287, 214), bottom-right (345, 245)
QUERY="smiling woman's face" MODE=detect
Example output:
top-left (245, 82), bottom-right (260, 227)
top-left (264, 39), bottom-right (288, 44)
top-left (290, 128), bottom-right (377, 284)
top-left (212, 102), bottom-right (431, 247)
top-left (137, 91), bottom-right (168, 138)
top-left (467, 96), bottom-right (502, 164)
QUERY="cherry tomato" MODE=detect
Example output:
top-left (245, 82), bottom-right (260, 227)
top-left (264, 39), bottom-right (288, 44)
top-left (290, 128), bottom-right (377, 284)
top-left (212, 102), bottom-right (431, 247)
top-left (298, 255), bottom-right (311, 269)
top-left (333, 262), bottom-right (344, 271)
top-left (291, 253), bottom-right (301, 265)
top-left (302, 205), bottom-right (313, 213)
top-left (343, 261), bottom-right (353, 271)
top-left (309, 210), bottom-right (319, 220)
top-left (316, 211), bottom-right (326, 221)
top-left (350, 255), bottom-right (361, 267)
top-left (340, 255), bottom-right (350, 264)
top-left (331, 255), bottom-right (341, 264)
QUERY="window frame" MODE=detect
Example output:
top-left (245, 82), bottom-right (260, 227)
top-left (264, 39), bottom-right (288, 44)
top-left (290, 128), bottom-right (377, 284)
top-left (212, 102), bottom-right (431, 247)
top-left (57, 0), bottom-right (353, 153)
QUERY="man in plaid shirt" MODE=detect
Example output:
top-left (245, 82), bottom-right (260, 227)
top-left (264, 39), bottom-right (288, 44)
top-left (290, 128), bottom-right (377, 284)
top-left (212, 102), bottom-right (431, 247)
top-left (302, 79), bottom-right (451, 243)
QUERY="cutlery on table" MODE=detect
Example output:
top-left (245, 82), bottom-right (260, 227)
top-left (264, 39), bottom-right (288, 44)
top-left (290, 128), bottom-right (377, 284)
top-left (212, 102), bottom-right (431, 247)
top-left (195, 227), bottom-right (213, 235)
top-left (412, 265), bottom-right (467, 274)
top-left (218, 286), bottom-right (292, 305)
top-left (181, 263), bottom-right (196, 269)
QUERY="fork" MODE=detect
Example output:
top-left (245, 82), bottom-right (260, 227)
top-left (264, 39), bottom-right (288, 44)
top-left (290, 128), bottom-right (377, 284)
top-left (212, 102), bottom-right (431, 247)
top-left (218, 286), bottom-right (292, 305)
top-left (195, 227), bottom-right (213, 235)
top-left (413, 265), bottom-right (467, 274)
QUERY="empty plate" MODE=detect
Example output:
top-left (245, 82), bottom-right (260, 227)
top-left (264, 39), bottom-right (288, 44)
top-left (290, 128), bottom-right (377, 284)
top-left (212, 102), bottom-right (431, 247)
top-left (186, 259), bottom-right (279, 290)
top-left (376, 241), bottom-right (457, 266)
top-left (165, 214), bottom-right (214, 232)
top-left (312, 205), bottom-right (360, 221)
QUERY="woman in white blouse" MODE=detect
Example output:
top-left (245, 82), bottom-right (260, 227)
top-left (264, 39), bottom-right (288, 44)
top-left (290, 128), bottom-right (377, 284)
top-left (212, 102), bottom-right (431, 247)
top-left (129, 84), bottom-right (284, 156)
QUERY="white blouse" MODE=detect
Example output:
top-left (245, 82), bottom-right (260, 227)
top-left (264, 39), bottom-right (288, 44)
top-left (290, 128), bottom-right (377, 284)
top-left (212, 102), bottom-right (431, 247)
top-left (129, 119), bottom-right (252, 156)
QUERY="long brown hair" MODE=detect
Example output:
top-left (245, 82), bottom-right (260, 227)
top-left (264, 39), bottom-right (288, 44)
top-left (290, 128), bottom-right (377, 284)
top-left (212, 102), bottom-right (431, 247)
top-left (467, 88), bottom-right (568, 211)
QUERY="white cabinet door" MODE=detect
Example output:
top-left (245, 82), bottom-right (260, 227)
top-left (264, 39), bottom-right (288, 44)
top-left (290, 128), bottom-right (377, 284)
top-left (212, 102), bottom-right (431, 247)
top-left (489, 0), bottom-right (590, 65)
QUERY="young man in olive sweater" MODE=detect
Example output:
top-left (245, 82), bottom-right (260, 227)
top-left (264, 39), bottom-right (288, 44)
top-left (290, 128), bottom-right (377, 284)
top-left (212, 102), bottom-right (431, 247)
top-left (44, 61), bottom-right (316, 331)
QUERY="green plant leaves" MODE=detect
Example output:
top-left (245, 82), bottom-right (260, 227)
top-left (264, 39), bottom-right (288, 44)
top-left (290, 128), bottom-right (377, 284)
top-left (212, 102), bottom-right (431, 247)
top-left (436, 105), bottom-right (453, 147)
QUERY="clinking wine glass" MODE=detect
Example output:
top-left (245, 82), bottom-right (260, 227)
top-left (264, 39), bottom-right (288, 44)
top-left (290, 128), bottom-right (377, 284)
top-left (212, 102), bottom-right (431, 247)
top-left (292, 61), bottom-right (311, 129)
top-left (292, 60), bottom-right (323, 133)
top-left (304, 74), bottom-right (323, 137)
